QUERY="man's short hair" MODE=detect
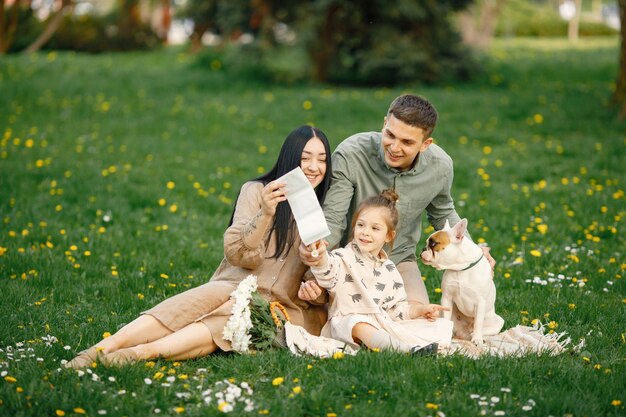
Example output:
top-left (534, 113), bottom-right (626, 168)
top-left (387, 94), bottom-right (438, 138)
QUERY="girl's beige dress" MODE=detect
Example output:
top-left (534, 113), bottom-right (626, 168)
top-left (310, 241), bottom-right (452, 350)
top-left (142, 181), bottom-right (326, 351)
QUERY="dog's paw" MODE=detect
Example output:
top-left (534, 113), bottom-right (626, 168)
top-left (471, 336), bottom-right (485, 346)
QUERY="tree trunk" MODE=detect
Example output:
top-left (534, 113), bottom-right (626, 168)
top-left (568, 0), bottom-right (582, 42)
top-left (0, 0), bottom-right (22, 54)
top-left (457, 0), bottom-right (506, 50)
top-left (24, 0), bottom-right (73, 53)
top-left (161, 0), bottom-right (170, 43)
top-left (119, 0), bottom-right (141, 40)
top-left (612, 0), bottom-right (626, 119)
top-left (310, 4), bottom-right (340, 83)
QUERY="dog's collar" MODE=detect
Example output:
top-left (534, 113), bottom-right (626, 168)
top-left (459, 254), bottom-right (484, 271)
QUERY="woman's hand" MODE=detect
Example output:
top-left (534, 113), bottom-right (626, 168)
top-left (298, 280), bottom-right (323, 301)
top-left (260, 181), bottom-right (287, 216)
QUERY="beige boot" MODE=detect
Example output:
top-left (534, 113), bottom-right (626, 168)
top-left (100, 348), bottom-right (140, 367)
top-left (65, 346), bottom-right (103, 369)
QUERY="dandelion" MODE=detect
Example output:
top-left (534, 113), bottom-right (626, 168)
top-left (167, 181), bottom-right (176, 189)
top-left (426, 403), bottom-right (439, 409)
top-left (272, 377), bottom-right (284, 386)
top-left (612, 400), bottom-right (622, 406)
top-left (303, 100), bottom-right (313, 110)
top-left (73, 408), bottom-right (87, 414)
top-left (292, 386), bottom-right (302, 394)
top-left (56, 411), bottom-right (65, 417)
top-left (4, 376), bottom-right (16, 383)
top-left (530, 250), bottom-right (542, 257)
top-left (102, 332), bottom-right (111, 338)
top-left (174, 406), bottom-right (185, 413)
top-left (332, 351), bottom-right (344, 359)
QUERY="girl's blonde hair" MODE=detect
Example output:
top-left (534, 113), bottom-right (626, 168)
top-left (350, 188), bottom-right (400, 251)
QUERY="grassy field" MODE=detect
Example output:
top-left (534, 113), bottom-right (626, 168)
top-left (1, 37), bottom-right (625, 416)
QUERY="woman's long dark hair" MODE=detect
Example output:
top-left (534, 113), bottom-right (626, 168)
top-left (228, 125), bottom-right (332, 259)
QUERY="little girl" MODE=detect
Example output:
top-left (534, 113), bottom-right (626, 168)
top-left (309, 189), bottom-right (452, 354)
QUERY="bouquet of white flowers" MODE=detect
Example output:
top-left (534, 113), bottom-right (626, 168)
top-left (222, 275), bottom-right (290, 353)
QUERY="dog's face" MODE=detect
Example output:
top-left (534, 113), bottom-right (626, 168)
top-left (420, 219), bottom-right (468, 270)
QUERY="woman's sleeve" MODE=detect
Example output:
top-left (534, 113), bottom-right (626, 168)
top-left (310, 251), bottom-right (344, 290)
top-left (223, 182), bottom-right (271, 269)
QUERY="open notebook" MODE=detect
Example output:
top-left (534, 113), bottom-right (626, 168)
top-left (276, 167), bottom-right (330, 246)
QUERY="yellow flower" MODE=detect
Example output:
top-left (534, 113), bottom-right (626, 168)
top-left (218, 401), bottom-right (229, 412)
top-left (292, 386), bottom-right (302, 394)
top-left (327, 413), bottom-right (337, 417)
top-left (4, 376), bottom-right (16, 383)
top-left (303, 100), bottom-right (313, 110)
top-left (166, 181), bottom-right (176, 189)
top-left (611, 400), bottom-right (622, 406)
top-left (530, 250), bottom-right (542, 257)
top-left (56, 411), bottom-right (65, 417)
top-left (259, 410), bottom-right (270, 415)
top-left (0, 246), bottom-right (7, 256)
top-left (536, 224), bottom-right (548, 234)
top-left (174, 406), bottom-right (185, 413)
top-left (426, 403), bottom-right (439, 410)
top-left (73, 408), bottom-right (87, 414)
top-left (332, 351), bottom-right (344, 360)
top-left (272, 377), bottom-right (284, 386)
top-left (158, 198), bottom-right (167, 206)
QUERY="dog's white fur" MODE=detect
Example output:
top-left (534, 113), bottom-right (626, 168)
top-left (420, 219), bottom-right (504, 345)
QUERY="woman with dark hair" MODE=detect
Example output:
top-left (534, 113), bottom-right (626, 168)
top-left (66, 125), bottom-right (332, 367)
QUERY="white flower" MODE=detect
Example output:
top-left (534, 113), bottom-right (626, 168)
top-left (144, 378), bottom-right (152, 385)
top-left (222, 275), bottom-right (258, 353)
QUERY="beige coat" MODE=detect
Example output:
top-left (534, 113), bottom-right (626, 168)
top-left (143, 181), bottom-right (326, 351)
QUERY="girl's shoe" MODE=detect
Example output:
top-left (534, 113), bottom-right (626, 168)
top-left (410, 342), bottom-right (439, 356)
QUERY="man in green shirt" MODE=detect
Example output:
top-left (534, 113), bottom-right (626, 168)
top-left (299, 94), bottom-right (494, 305)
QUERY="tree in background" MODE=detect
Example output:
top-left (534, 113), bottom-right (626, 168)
top-left (0, 0), bottom-right (23, 53)
top-left (303, 0), bottom-right (475, 85)
top-left (457, 0), bottom-right (507, 49)
top-left (614, 0), bottom-right (626, 118)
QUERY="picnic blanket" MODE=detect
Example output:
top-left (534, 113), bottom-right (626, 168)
top-left (283, 321), bottom-right (579, 358)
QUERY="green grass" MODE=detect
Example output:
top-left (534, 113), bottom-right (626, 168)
top-left (1, 37), bottom-right (625, 416)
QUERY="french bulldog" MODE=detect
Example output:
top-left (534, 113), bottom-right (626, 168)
top-left (420, 219), bottom-right (504, 345)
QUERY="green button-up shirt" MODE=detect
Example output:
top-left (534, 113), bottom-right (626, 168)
top-left (323, 131), bottom-right (462, 265)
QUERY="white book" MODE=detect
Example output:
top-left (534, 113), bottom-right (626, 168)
top-left (276, 167), bottom-right (330, 246)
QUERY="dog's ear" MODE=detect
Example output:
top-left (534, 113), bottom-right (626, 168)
top-left (450, 219), bottom-right (468, 242)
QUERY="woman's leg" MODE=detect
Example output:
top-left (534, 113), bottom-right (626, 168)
top-left (128, 321), bottom-right (218, 361)
top-left (95, 314), bottom-right (174, 354)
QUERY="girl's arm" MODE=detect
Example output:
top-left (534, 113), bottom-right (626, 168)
top-left (309, 242), bottom-right (343, 290)
top-left (409, 303), bottom-right (450, 321)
